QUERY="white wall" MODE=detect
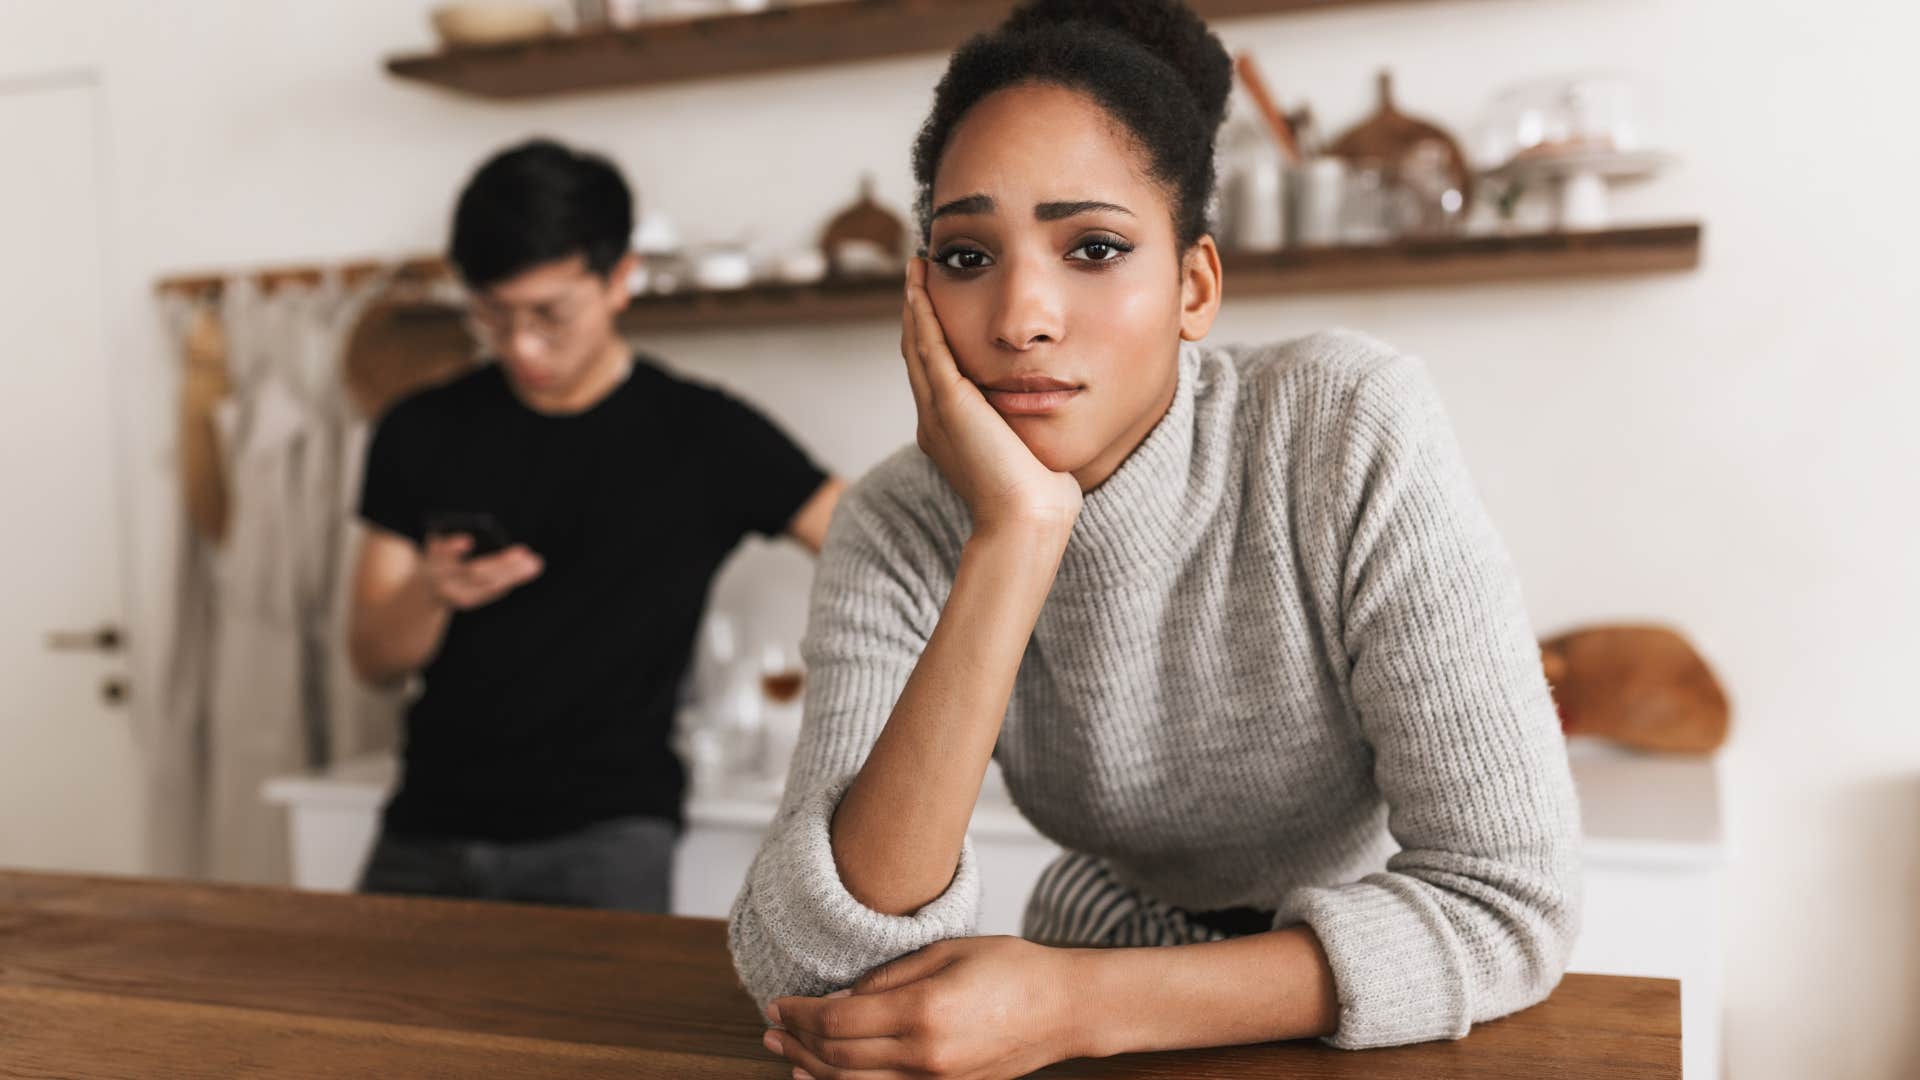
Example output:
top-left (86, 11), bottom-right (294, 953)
top-left (6, 0), bottom-right (1916, 1075)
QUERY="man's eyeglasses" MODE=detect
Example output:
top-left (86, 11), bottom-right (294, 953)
top-left (465, 282), bottom-right (601, 348)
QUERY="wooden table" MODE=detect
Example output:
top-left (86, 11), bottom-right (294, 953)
top-left (0, 872), bottom-right (1679, 1078)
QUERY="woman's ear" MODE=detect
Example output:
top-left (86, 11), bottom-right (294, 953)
top-left (1178, 236), bottom-right (1223, 342)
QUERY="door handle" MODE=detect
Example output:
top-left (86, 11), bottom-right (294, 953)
top-left (46, 625), bottom-right (125, 654)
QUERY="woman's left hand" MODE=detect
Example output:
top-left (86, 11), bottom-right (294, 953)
top-left (763, 936), bottom-right (1089, 1079)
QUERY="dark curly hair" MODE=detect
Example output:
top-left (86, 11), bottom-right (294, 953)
top-left (910, 0), bottom-right (1232, 251)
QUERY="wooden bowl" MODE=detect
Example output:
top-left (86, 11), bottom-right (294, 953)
top-left (431, 3), bottom-right (556, 48)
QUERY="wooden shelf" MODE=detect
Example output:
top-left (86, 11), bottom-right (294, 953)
top-left (160, 224), bottom-right (1700, 335)
top-left (392, 222), bottom-right (1708, 335)
top-left (603, 223), bottom-right (1702, 333)
top-left (1220, 222), bottom-right (1703, 294)
top-left (387, 0), bottom-right (1432, 100)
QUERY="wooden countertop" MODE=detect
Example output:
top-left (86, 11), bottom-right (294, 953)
top-left (0, 871), bottom-right (1680, 1078)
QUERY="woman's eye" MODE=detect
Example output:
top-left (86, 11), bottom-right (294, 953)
top-left (1069, 239), bottom-right (1131, 263)
top-left (937, 248), bottom-right (991, 271)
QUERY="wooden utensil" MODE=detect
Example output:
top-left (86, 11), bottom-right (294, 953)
top-left (340, 297), bottom-right (479, 421)
top-left (180, 304), bottom-right (232, 545)
top-left (1329, 70), bottom-right (1474, 223)
top-left (1233, 53), bottom-right (1302, 167)
top-left (820, 175), bottom-right (908, 278)
top-left (1541, 624), bottom-right (1731, 754)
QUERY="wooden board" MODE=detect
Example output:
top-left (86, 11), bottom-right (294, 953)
top-left (0, 871), bottom-right (1679, 1078)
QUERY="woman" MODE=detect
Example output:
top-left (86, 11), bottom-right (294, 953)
top-left (730, 1), bottom-right (1581, 1075)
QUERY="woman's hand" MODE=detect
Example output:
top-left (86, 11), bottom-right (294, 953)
top-left (901, 259), bottom-right (1082, 540)
top-left (764, 936), bottom-right (1089, 1080)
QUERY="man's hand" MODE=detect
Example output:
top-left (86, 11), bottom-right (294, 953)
top-left (418, 533), bottom-right (544, 610)
top-left (764, 937), bottom-right (1088, 1080)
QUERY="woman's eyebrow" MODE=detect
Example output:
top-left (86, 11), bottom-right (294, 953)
top-left (931, 194), bottom-right (995, 220)
top-left (1035, 200), bottom-right (1134, 221)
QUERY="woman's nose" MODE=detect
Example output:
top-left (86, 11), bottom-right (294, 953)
top-left (989, 260), bottom-right (1065, 352)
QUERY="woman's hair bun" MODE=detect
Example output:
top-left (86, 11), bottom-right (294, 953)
top-left (1000, 0), bottom-right (1232, 134)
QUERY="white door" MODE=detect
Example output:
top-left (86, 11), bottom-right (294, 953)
top-left (0, 75), bottom-right (144, 874)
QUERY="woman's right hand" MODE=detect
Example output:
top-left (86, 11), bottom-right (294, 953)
top-left (901, 257), bottom-right (1083, 539)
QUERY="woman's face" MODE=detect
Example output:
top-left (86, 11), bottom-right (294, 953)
top-left (925, 82), bottom-right (1221, 489)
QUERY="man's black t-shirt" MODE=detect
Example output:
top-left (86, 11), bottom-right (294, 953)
top-left (358, 357), bottom-right (825, 843)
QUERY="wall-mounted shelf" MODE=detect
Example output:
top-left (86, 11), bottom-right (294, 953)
top-left (1220, 222), bottom-right (1702, 295)
top-left (157, 224), bottom-right (1703, 334)
top-left (608, 223), bottom-right (1703, 333)
top-left (407, 223), bottom-right (1709, 335)
top-left (387, 0), bottom-right (1435, 100)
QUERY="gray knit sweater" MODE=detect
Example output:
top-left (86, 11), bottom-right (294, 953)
top-left (727, 331), bottom-right (1582, 1050)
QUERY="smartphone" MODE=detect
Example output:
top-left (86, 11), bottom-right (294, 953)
top-left (423, 510), bottom-right (512, 559)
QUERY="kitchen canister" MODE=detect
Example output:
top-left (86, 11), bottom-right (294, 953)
top-left (1293, 156), bottom-right (1348, 247)
top-left (1217, 114), bottom-right (1287, 252)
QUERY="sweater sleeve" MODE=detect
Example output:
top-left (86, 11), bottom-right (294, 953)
top-left (727, 471), bottom-right (981, 1010)
top-left (1278, 353), bottom-right (1584, 1049)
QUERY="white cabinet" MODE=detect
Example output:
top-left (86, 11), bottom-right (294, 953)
top-left (669, 766), bottom-right (1064, 937)
top-left (264, 758), bottom-right (1067, 935)
top-left (1560, 744), bottom-right (1727, 1080)
top-left (264, 741), bottom-right (1723, 1076)
top-left (262, 755), bottom-right (397, 894)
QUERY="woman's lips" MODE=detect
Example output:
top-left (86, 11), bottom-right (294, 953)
top-left (978, 375), bottom-right (1083, 416)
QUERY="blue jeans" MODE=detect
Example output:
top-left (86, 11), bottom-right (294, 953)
top-left (357, 815), bottom-right (676, 913)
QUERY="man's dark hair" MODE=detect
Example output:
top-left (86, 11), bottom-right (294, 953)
top-left (449, 138), bottom-right (634, 289)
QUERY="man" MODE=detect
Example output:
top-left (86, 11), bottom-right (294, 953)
top-left (348, 139), bottom-right (842, 911)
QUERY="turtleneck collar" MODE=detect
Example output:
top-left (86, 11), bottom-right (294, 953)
top-left (1053, 342), bottom-right (1235, 592)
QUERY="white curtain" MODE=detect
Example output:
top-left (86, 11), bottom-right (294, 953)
top-left (159, 275), bottom-right (404, 885)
